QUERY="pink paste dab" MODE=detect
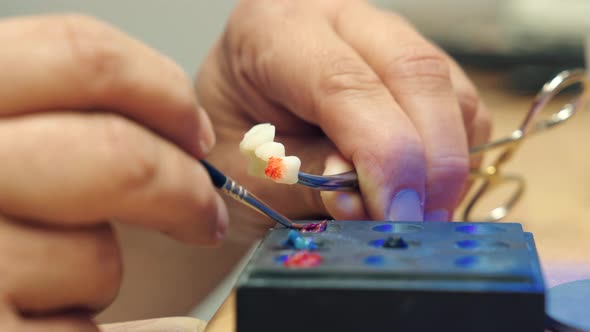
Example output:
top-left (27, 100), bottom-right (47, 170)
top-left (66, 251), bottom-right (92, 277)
top-left (264, 156), bottom-right (285, 180)
top-left (283, 251), bottom-right (322, 268)
top-left (300, 220), bottom-right (328, 233)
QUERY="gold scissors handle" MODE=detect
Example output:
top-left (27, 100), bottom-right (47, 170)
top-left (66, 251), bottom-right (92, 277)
top-left (462, 69), bottom-right (589, 221)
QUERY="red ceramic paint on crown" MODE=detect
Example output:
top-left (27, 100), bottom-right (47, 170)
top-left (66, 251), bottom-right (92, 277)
top-left (265, 156), bottom-right (285, 180)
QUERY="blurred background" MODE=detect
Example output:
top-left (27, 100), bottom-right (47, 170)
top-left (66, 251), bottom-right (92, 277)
top-left (1, 0), bottom-right (589, 324)
top-left (3, 0), bottom-right (588, 92)
top-left (373, 0), bottom-right (589, 93)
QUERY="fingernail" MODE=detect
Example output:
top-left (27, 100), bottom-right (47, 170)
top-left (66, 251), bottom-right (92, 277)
top-left (387, 189), bottom-right (423, 221)
top-left (197, 106), bottom-right (215, 155)
top-left (425, 209), bottom-right (449, 222)
top-left (200, 139), bottom-right (213, 156)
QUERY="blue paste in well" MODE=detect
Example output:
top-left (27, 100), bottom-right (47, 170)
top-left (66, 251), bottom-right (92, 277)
top-left (284, 230), bottom-right (317, 250)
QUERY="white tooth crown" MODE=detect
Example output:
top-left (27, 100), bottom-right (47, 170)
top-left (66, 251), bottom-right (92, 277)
top-left (239, 123), bottom-right (275, 158)
top-left (273, 156), bottom-right (301, 184)
top-left (255, 142), bottom-right (285, 161)
top-left (247, 158), bottom-right (268, 177)
top-left (239, 123), bottom-right (301, 184)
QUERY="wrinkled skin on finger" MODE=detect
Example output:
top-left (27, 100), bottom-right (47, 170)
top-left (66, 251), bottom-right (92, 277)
top-left (196, 0), bottom-right (491, 241)
top-left (0, 13), bottom-right (228, 331)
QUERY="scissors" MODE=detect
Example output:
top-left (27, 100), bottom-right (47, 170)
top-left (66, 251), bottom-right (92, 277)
top-left (297, 69), bottom-right (590, 222)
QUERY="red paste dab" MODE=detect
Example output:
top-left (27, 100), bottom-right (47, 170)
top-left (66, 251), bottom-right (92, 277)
top-left (264, 156), bottom-right (285, 180)
top-left (284, 251), bottom-right (322, 268)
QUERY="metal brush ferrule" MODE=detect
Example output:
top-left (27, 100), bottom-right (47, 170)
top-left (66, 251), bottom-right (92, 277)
top-left (222, 178), bottom-right (248, 201)
top-left (220, 178), bottom-right (295, 229)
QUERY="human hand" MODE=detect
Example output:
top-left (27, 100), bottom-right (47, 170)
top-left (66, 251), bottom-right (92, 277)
top-left (0, 14), bottom-right (228, 331)
top-left (196, 0), bottom-right (491, 240)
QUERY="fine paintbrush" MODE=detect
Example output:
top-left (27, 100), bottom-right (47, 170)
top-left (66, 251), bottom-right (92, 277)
top-left (199, 160), bottom-right (301, 229)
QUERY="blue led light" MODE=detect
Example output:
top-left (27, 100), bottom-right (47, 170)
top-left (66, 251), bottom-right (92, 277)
top-left (274, 254), bottom-right (289, 264)
top-left (364, 255), bottom-right (385, 266)
top-left (368, 239), bottom-right (386, 247)
top-left (455, 255), bottom-right (480, 268)
top-left (372, 224), bottom-right (393, 232)
top-left (456, 239), bottom-right (480, 249)
top-left (456, 225), bottom-right (477, 234)
top-left (455, 224), bottom-right (505, 235)
top-left (372, 223), bottom-right (423, 233)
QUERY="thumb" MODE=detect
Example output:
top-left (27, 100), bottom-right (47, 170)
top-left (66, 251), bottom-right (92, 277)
top-left (99, 317), bottom-right (207, 332)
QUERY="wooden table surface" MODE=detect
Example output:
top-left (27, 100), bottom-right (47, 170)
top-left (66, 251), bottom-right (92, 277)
top-left (204, 69), bottom-right (590, 332)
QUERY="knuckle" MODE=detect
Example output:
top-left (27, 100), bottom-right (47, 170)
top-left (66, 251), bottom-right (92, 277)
top-left (226, 0), bottom-right (288, 51)
top-left (352, 132), bottom-right (425, 188)
top-left (457, 88), bottom-right (482, 127)
top-left (96, 115), bottom-right (159, 193)
top-left (384, 45), bottom-right (452, 94)
top-left (58, 14), bottom-right (125, 93)
top-left (467, 103), bottom-right (493, 148)
top-left (429, 152), bottom-right (470, 186)
top-left (385, 133), bottom-right (425, 165)
top-left (476, 104), bottom-right (493, 135)
top-left (318, 57), bottom-right (385, 100)
top-left (390, 135), bottom-right (427, 175)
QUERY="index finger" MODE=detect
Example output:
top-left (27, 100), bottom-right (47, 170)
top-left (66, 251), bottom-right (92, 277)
top-left (0, 14), bottom-right (214, 157)
top-left (226, 2), bottom-right (427, 221)
top-left (0, 112), bottom-right (228, 245)
top-left (331, 2), bottom-right (470, 221)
